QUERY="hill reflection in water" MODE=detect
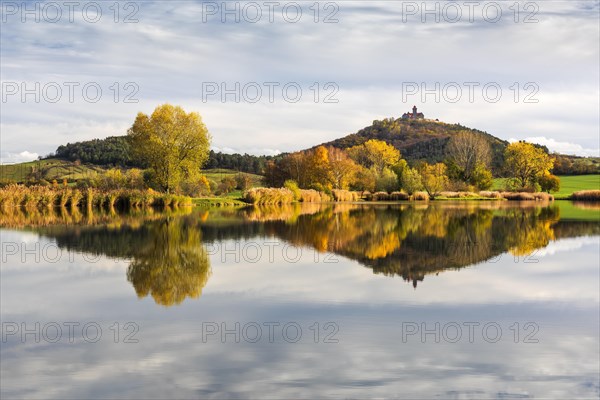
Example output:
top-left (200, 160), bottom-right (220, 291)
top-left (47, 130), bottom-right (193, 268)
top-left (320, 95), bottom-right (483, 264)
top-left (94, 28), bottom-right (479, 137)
top-left (12, 202), bottom-right (600, 305)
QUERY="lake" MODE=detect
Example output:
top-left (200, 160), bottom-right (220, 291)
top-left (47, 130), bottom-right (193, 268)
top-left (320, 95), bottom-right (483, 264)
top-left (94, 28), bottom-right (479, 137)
top-left (1, 202), bottom-right (599, 399)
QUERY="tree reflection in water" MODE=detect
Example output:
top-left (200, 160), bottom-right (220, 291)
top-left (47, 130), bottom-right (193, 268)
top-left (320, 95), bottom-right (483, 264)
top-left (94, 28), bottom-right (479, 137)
top-left (126, 217), bottom-right (211, 306)
top-left (13, 201), bottom-right (599, 304)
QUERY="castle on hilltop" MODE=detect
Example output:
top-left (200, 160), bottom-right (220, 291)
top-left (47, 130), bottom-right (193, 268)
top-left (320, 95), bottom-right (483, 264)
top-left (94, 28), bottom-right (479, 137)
top-left (401, 106), bottom-right (424, 120)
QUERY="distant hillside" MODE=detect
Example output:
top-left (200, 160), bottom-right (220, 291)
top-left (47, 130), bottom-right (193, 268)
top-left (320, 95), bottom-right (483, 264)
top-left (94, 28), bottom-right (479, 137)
top-left (49, 136), bottom-right (272, 175)
top-left (5, 115), bottom-right (598, 179)
top-left (0, 159), bottom-right (104, 183)
top-left (317, 118), bottom-right (509, 171)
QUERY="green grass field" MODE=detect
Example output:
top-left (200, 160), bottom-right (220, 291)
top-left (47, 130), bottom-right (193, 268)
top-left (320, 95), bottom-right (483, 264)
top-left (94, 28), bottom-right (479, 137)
top-left (552, 175), bottom-right (600, 198)
top-left (0, 159), bottom-right (104, 183)
top-left (202, 169), bottom-right (263, 187)
top-left (493, 175), bottom-right (600, 198)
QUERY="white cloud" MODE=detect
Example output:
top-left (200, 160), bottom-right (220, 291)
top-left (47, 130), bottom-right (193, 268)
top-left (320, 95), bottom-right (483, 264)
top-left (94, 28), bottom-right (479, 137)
top-left (0, 150), bottom-right (39, 164)
top-left (1, 1), bottom-right (598, 158)
top-left (212, 146), bottom-right (282, 156)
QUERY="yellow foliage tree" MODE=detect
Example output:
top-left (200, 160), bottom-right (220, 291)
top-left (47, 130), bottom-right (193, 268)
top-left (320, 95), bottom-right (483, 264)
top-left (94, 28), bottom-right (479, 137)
top-left (348, 139), bottom-right (400, 173)
top-left (420, 163), bottom-right (449, 199)
top-left (504, 142), bottom-right (554, 190)
top-left (128, 104), bottom-right (211, 193)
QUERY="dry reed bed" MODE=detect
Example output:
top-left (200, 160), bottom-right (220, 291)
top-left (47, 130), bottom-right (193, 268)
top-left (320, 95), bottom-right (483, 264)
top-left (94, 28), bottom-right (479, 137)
top-left (244, 188), bottom-right (361, 204)
top-left (0, 185), bottom-right (192, 211)
top-left (570, 190), bottom-right (600, 201)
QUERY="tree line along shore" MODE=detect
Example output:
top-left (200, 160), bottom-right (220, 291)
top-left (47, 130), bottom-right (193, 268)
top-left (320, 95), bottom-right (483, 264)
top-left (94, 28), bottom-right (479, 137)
top-left (2, 103), bottom-right (599, 210)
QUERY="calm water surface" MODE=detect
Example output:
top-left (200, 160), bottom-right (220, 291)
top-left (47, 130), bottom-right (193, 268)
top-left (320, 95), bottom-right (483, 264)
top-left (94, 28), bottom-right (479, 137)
top-left (1, 202), bottom-right (599, 399)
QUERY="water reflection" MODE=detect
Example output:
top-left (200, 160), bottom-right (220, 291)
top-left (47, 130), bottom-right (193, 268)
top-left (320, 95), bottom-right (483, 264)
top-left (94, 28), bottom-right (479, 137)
top-left (1, 202), bottom-right (599, 398)
top-left (125, 217), bottom-right (211, 306)
top-left (6, 202), bottom-right (598, 304)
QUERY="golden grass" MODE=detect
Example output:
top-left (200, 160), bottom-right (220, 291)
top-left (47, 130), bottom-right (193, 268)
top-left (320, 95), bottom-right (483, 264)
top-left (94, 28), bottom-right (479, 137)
top-left (570, 190), bottom-right (600, 201)
top-left (478, 191), bottom-right (503, 199)
top-left (0, 184), bottom-right (192, 212)
top-left (242, 187), bottom-right (295, 204)
top-left (298, 189), bottom-right (321, 203)
top-left (412, 191), bottom-right (430, 201)
top-left (331, 189), bottom-right (361, 202)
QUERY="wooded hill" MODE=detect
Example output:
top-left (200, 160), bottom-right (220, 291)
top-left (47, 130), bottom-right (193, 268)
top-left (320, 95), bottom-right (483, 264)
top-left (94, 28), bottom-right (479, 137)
top-left (316, 118), bottom-right (509, 171)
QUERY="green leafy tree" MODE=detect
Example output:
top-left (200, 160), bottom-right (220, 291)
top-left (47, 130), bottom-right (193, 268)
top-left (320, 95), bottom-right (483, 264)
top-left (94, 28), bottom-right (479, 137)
top-left (375, 167), bottom-right (399, 193)
top-left (401, 167), bottom-right (423, 195)
top-left (128, 104), bottom-right (211, 193)
top-left (471, 163), bottom-right (493, 190)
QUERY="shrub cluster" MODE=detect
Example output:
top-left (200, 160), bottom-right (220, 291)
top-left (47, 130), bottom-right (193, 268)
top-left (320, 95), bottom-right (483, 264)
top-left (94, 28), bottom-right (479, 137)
top-left (242, 188), bottom-right (295, 205)
top-left (331, 189), bottom-right (361, 202)
top-left (500, 192), bottom-right (554, 201)
top-left (570, 190), bottom-right (600, 201)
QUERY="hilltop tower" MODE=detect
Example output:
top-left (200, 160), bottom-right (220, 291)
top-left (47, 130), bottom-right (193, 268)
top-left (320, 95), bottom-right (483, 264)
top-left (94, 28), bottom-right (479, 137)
top-left (402, 106), bottom-right (424, 120)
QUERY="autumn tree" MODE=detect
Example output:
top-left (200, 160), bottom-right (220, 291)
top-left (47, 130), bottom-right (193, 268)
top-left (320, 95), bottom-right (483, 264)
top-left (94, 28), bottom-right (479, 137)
top-left (348, 139), bottom-right (401, 173)
top-left (235, 173), bottom-right (253, 191)
top-left (351, 167), bottom-right (377, 193)
top-left (285, 152), bottom-right (309, 187)
top-left (471, 163), bottom-right (494, 190)
top-left (538, 173), bottom-right (561, 193)
top-left (306, 146), bottom-right (332, 189)
top-left (504, 141), bottom-right (554, 190)
top-left (446, 131), bottom-right (492, 182)
top-left (327, 147), bottom-right (359, 189)
top-left (127, 217), bottom-right (211, 306)
top-left (419, 163), bottom-right (449, 199)
top-left (128, 104), bottom-right (211, 193)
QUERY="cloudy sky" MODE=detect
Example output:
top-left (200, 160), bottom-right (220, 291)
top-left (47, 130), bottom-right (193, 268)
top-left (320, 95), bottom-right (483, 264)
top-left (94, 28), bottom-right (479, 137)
top-left (1, 0), bottom-right (599, 163)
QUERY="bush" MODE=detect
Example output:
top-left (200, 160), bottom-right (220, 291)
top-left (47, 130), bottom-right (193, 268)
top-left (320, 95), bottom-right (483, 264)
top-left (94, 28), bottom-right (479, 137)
top-left (478, 191), bottom-right (503, 199)
top-left (242, 188), bottom-right (294, 204)
top-left (500, 192), bottom-right (535, 201)
top-left (570, 190), bottom-right (600, 201)
top-left (284, 180), bottom-right (301, 200)
top-left (319, 191), bottom-right (332, 202)
top-left (438, 191), bottom-right (479, 198)
top-left (236, 173), bottom-right (253, 191)
top-left (298, 189), bottom-right (321, 203)
top-left (412, 191), bottom-right (430, 201)
top-left (533, 192), bottom-right (554, 201)
top-left (208, 179), bottom-right (218, 194)
top-left (332, 189), bottom-right (360, 202)
top-left (216, 176), bottom-right (237, 195)
top-left (389, 191), bottom-right (409, 201)
top-left (539, 173), bottom-right (560, 193)
top-left (365, 191), bottom-right (409, 201)
top-left (471, 163), bottom-right (493, 190)
top-left (180, 176), bottom-right (211, 197)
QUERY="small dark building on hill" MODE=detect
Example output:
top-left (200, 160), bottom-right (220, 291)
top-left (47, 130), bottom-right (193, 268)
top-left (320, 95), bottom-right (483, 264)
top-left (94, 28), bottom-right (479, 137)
top-left (402, 105), bottom-right (424, 120)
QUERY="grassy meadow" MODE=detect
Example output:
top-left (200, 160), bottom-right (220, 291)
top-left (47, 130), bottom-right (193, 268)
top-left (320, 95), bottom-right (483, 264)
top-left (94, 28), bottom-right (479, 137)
top-left (493, 175), bottom-right (600, 199)
top-left (0, 159), bottom-right (103, 183)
